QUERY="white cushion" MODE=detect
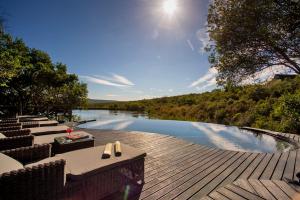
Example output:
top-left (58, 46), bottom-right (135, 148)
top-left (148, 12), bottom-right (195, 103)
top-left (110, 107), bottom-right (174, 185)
top-left (0, 153), bottom-right (24, 174)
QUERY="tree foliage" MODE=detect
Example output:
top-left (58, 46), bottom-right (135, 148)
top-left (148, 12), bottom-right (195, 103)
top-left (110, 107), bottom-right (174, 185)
top-left (90, 76), bottom-right (300, 134)
top-left (0, 30), bottom-right (87, 115)
top-left (207, 0), bottom-right (300, 84)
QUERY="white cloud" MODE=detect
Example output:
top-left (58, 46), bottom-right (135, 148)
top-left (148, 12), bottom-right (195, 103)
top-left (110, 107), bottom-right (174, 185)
top-left (196, 27), bottom-right (210, 53)
top-left (79, 75), bottom-right (129, 87)
top-left (112, 74), bottom-right (135, 86)
top-left (80, 73), bottom-right (135, 88)
top-left (186, 39), bottom-right (194, 51)
top-left (106, 94), bottom-right (119, 97)
top-left (168, 89), bottom-right (173, 92)
top-left (242, 65), bottom-right (293, 85)
top-left (189, 67), bottom-right (218, 88)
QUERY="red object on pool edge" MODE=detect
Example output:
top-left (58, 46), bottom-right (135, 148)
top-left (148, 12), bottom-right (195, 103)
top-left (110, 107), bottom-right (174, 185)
top-left (66, 128), bottom-right (73, 134)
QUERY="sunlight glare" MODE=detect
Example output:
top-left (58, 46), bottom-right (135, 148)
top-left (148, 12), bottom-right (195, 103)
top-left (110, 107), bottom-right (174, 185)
top-left (163, 0), bottom-right (178, 16)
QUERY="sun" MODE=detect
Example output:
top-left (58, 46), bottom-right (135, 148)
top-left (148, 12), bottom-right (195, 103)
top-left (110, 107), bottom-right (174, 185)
top-left (163, 0), bottom-right (178, 16)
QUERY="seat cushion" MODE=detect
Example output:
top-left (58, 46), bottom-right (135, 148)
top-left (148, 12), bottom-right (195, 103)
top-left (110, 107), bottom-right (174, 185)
top-left (0, 133), bottom-right (6, 139)
top-left (0, 153), bottom-right (24, 174)
top-left (34, 131), bottom-right (93, 145)
top-left (56, 144), bottom-right (146, 181)
top-left (30, 125), bottom-right (69, 136)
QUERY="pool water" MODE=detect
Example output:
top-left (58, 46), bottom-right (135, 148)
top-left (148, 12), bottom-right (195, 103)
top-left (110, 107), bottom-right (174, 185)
top-left (74, 110), bottom-right (294, 153)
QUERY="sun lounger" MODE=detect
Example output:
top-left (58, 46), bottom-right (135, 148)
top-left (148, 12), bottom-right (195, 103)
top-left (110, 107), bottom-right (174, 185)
top-left (19, 117), bottom-right (49, 122)
top-left (39, 120), bottom-right (59, 126)
top-left (0, 125), bottom-right (21, 132)
top-left (1, 129), bottom-right (31, 137)
top-left (0, 118), bottom-right (18, 123)
top-left (0, 144), bottom-right (146, 200)
top-left (34, 131), bottom-right (93, 145)
top-left (0, 122), bottom-right (21, 127)
top-left (0, 135), bottom-right (33, 151)
top-left (30, 125), bottom-right (69, 136)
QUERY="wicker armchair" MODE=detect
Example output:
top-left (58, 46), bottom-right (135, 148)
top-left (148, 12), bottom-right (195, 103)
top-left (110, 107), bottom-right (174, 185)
top-left (0, 144), bottom-right (65, 200)
top-left (0, 135), bottom-right (33, 151)
top-left (0, 144), bottom-right (146, 200)
top-left (1, 129), bottom-right (31, 137)
top-left (0, 125), bottom-right (22, 132)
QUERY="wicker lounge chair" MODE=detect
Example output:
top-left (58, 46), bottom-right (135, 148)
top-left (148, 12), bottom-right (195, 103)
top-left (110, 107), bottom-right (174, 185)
top-left (0, 122), bottom-right (21, 127)
top-left (0, 125), bottom-right (22, 132)
top-left (0, 144), bottom-right (146, 200)
top-left (22, 121), bottom-right (40, 128)
top-left (0, 118), bottom-right (18, 123)
top-left (30, 125), bottom-right (69, 136)
top-left (1, 129), bottom-right (31, 137)
top-left (0, 135), bottom-right (34, 151)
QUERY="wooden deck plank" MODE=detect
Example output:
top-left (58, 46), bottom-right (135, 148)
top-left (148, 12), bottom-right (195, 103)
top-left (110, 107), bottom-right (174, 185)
top-left (249, 153), bottom-right (273, 179)
top-left (261, 179), bottom-right (291, 200)
top-left (283, 150), bottom-right (297, 181)
top-left (217, 153), bottom-right (258, 188)
top-left (217, 187), bottom-right (247, 200)
top-left (248, 179), bottom-right (277, 200)
top-left (233, 179), bottom-right (257, 195)
top-left (209, 191), bottom-right (231, 200)
top-left (224, 184), bottom-right (264, 200)
top-left (189, 153), bottom-right (251, 199)
top-left (141, 149), bottom-right (226, 199)
top-left (143, 148), bottom-right (216, 188)
top-left (273, 180), bottom-right (298, 199)
top-left (82, 129), bottom-right (300, 200)
top-left (145, 151), bottom-right (235, 200)
top-left (272, 152), bottom-right (289, 180)
top-left (238, 153), bottom-right (266, 179)
top-left (294, 149), bottom-right (300, 181)
top-left (173, 152), bottom-right (244, 200)
top-left (260, 152), bottom-right (282, 179)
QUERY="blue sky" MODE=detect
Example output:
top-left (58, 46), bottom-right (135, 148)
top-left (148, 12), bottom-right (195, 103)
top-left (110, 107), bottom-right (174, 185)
top-left (1, 0), bottom-right (218, 101)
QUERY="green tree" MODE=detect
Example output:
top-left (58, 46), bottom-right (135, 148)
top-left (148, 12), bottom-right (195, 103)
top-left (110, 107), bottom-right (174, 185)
top-left (207, 0), bottom-right (300, 84)
top-left (0, 27), bottom-right (88, 116)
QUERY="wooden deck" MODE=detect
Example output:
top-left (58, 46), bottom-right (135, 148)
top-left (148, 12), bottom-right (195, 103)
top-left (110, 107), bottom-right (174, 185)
top-left (84, 129), bottom-right (300, 200)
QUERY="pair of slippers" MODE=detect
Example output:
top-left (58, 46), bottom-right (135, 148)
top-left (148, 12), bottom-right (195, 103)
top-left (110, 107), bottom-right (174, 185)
top-left (102, 141), bottom-right (122, 159)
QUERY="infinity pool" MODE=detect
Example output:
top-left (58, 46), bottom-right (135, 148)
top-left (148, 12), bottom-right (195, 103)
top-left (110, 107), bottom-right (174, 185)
top-left (74, 109), bottom-right (294, 153)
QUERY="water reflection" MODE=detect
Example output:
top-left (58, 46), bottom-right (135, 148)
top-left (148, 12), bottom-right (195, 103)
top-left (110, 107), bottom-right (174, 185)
top-left (74, 109), bottom-right (294, 153)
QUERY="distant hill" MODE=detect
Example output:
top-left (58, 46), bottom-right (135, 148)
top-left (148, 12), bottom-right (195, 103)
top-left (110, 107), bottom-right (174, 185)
top-left (86, 76), bottom-right (300, 134)
top-left (88, 98), bottom-right (117, 104)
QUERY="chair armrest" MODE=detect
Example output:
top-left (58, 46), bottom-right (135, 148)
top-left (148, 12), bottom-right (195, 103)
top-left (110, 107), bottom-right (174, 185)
top-left (1, 129), bottom-right (31, 137)
top-left (0, 159), bottom-right (65, 200)
top-left (0, 135), bottom-right (33, 151)
top-left (1, 144), bottom-right (51, 164)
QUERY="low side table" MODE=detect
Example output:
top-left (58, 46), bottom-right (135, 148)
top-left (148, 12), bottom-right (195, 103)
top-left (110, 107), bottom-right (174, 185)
top-left (53, 135), bottom-right (95, 154)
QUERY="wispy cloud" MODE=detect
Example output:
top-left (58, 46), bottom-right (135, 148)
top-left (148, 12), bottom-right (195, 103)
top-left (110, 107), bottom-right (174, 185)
top-left (189, 67), bottom-right (218, 91)
top-left (242, 65), bottom-right (293, 85)
top-left (196, 27), bottom-right (210, 53)
top-left (80, 74), bottom-right (134, 88)
top-left (106, 94), bottom-right (119, 97)
top-left (111, 74), bottom-right (135, 86)
top-left (186, 39), bottom-right (194, 51)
